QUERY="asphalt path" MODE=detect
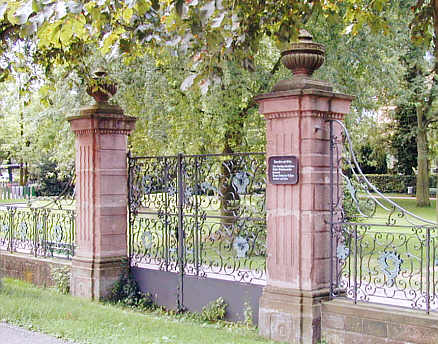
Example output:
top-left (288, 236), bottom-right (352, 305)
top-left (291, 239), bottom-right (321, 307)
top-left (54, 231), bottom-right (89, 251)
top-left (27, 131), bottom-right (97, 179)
top-left (0, 322), bottom-right (76, 344)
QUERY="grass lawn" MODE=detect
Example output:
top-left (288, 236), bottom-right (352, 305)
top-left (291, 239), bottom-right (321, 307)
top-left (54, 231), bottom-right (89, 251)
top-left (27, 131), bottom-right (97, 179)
top-left (0, 278), bottom-right (275, 344)
top-left (0, 199), bottom-right (26, 204)
top-left (360, 196), bottom-right (437, 227)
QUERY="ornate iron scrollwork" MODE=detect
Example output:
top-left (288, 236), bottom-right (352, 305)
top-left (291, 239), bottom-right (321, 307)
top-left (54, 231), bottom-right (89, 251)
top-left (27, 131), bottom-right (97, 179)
top-left (128, 152), bottom-right (266, 284)
top-left (328, 119), bottom-right (437, 312)
top-left (232, 172), bottom-right (250, 195)
top-left (378, 251), bottom-right (403, 286)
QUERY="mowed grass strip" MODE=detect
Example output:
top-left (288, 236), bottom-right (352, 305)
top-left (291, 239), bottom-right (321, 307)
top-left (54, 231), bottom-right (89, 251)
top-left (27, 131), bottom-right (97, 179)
top-left (0, 278), bottom-right (274, 344)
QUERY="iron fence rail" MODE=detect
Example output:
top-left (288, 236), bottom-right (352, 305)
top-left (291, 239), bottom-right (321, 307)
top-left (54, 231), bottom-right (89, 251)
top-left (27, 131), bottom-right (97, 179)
top-left (332, 223), bottom-right (438, 313)
top-left (328, 119), bottom-right (438, 314)
top-left (128, 152), bottom-right (267, 288)
top-left (0, 206), bottom-right (75, 259)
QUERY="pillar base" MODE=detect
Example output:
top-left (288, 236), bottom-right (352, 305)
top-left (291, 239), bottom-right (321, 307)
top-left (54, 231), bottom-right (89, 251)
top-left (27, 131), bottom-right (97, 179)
top-left (71, 256), bottom-right (127, 300)
top-left (259, 286), bottom-right (330, 344)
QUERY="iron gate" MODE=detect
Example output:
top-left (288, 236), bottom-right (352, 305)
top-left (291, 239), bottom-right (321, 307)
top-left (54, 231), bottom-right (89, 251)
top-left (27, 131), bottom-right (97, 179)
top-left (128, 152), bottom-right (266, 311)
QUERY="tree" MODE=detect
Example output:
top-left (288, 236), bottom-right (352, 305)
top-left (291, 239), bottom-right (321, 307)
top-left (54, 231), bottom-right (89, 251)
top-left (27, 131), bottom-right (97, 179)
top-left (391, 103), bottom-right (418, 175)
top-left (0, 1), bottom-right (396, 87)
top-left (0, 67), bottom-right (84, 184)
top-left (0, 0), bottom-right (435, 208)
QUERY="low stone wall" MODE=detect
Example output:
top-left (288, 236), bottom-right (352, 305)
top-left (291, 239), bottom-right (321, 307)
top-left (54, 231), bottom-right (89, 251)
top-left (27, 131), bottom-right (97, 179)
top-left (0, 251), bottom-right (71, 287)
top-left (322, 299), bottom-right (438, 344)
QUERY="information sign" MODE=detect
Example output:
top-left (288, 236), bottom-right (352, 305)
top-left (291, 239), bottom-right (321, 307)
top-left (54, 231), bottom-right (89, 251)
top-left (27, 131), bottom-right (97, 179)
top-left (268, 156), bottom-right (299, 185)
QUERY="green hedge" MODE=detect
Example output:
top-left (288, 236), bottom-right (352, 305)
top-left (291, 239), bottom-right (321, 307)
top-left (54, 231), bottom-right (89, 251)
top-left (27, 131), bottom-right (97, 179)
top-left (364, 174), bottom-right (438, 193)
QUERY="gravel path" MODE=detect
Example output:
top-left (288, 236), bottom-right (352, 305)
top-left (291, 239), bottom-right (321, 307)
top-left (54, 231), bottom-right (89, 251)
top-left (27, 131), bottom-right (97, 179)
top-left (0, 322), bottom-right (76, 344)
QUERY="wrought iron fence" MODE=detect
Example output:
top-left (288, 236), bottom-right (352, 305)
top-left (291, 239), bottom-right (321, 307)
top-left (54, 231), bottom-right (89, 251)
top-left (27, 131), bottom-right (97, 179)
top-left (0, 206), bottom-right (75, 259)
top-left (329, 119), bottom-right (438, 313)
top-left (128, 152), bottom-right (266, 284)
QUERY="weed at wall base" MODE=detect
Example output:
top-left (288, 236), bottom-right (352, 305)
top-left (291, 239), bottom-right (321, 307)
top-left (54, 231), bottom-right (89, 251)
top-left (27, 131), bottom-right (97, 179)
top-left (243, 301), bottom-right (253, 327)
top-left (109, 272), bottom-right (157, 311)
top-left (50, 266), bottom-right (71, 295)
top-left (201, 297), bottom-right (227, 322)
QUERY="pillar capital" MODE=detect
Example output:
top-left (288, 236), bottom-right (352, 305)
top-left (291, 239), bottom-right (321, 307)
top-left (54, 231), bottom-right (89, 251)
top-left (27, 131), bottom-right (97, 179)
top-left (68, 104), bottom-right (136, 136)
top-left (256, 89), bottom-right (353, 121)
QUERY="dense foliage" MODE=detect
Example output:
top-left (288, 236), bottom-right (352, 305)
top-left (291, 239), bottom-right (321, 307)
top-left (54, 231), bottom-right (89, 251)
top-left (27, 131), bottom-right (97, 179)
top-left (0, 0), bottom-right (436, 206)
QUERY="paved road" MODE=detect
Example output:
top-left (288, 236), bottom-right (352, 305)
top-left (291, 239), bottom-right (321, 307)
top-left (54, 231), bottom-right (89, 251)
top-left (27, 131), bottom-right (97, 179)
top-left (0, 322), bottom-right (75, 344)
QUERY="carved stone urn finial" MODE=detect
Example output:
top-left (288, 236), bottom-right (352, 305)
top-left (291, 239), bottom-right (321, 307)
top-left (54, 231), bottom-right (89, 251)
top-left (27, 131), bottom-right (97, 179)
top-left (86, 69), bottom-right (117, 104)
top-left (281, 29), bottom-right (325, 77)
top-left (272, 29), bottom-right (332, 92)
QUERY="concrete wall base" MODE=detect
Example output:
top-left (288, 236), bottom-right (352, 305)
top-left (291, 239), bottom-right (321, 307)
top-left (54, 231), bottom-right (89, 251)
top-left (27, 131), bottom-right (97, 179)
top-left (259, 286), bottom-right (329, 343)
top-left (322, 299), bottom-right (438, 344)
top-left (0, 251), bottom-right (70, 287)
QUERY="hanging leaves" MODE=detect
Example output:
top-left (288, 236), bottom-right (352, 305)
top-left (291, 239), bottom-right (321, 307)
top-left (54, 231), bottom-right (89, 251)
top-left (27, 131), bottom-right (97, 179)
top-left (180, 73), bottom-right (198, 91)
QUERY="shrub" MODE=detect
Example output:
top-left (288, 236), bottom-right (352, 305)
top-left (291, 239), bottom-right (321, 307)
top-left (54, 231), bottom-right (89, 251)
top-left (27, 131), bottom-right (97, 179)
top-left (363, 174), bottom-right (417, 193)
top-left (34, 160), bottom-right (74, 197)
top-left (109, 272), bottom-right (156, 310)
top-left (51, 266), bottom-right (71, 294)
top-left (201, 297), bottom-right (227, 322)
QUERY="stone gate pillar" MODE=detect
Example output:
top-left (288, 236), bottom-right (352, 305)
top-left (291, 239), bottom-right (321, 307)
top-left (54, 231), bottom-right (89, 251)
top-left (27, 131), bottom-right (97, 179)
top-left (255, 31), bottom-right (353, 343)
top-left (68, 80), bottom-right (136, 300)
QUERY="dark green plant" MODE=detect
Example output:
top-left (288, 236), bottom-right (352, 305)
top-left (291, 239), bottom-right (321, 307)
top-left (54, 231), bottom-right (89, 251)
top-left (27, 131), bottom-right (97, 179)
top-left (109, 272), bottom-right (156, 310)
top-left (201, 297), bottom-right (227, 322)
top-left (34, 160), bottom-right (74, 197)
top-left (390, 102), bottom-right (418, 176)
top-left (364, 174), bottom-right (419, 193)
top-left (357, 142), bottom-right (387, 174)
top-left (342, 182), bottom-right (359, 222)
top-left (242, 301), bottom-right (253, 327)
top-left (51, 266), bottom-right (71, 294)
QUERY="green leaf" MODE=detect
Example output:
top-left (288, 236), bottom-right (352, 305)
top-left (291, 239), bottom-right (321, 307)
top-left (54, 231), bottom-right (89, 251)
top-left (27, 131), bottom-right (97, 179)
top-left (122, 7), bottom-right (133, 23)
top-left (59, 19), bottom-right (73, 44)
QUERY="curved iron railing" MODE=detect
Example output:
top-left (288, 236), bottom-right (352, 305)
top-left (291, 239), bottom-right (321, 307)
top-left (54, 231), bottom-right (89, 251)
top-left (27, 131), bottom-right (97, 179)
top-left (329, 119), bottom-right (438, 313)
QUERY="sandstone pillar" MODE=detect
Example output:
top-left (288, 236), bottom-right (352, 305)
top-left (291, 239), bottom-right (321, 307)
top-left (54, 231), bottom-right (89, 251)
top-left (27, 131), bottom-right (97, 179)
top-left (68, 81), bottom-right (136, 300)
top-left (256, 31), bottom-right (353, 343)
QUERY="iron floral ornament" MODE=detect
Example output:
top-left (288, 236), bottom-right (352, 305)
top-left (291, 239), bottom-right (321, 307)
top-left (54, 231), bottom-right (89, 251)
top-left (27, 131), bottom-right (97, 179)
top-left (234, 236), bottom-right (249, 258)
top-left (54, 224), bottom-right (63, 242)
top-left (141, 175), bottom-right (153, 194)
top-left (141, 231), bottom-right (153, 250)
top-left (232, 172), bottom-right (250, 195)
top-left (336, 243), bottom-right (350, 260)
top-left (1, 224), bottom-right (8, 233)
top-left (18, 222), bottom-right (27, 240)
top-left (378, 251), bottom-right (403, 287)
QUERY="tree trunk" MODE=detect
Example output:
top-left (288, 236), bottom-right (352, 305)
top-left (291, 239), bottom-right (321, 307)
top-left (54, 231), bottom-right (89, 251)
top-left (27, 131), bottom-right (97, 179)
top-left (7, 157), bottom-right (12, 183)
top-left (436, 169), bottom-right (438, 223)
top-left (19, 162), bottom-right (24, 186)
top-left (219, 130), bottom-right (242, 229)
top-left (416, 105), bottom-right (430, 207)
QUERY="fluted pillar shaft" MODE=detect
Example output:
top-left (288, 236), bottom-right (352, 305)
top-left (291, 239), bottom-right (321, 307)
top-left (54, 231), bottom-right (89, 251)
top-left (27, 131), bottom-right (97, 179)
top-left (68, 104), bottom-right (136, 299)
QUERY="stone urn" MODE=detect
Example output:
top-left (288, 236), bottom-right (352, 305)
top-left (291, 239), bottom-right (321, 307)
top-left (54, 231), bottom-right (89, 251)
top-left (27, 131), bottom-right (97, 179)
top-left (273, 29), bottom-right (332, 92)
top-left (281, 29), bottom-right (325, 76)
top-left (86, 70), bottom-right (117, 103)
